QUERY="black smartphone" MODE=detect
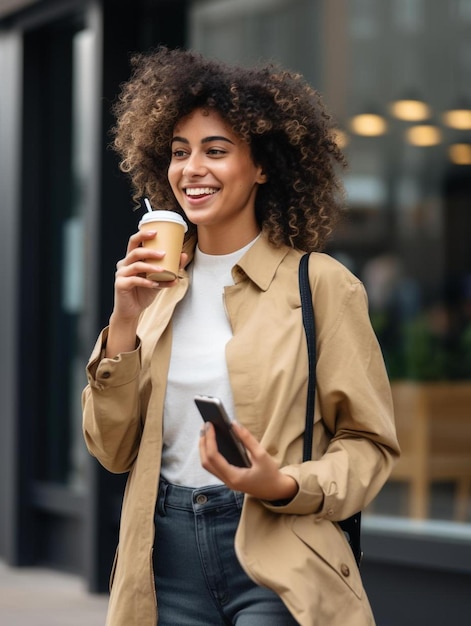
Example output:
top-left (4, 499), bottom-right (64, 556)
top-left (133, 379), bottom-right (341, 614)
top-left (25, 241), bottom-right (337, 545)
top-left (194, 395), bottom-right (251, 468)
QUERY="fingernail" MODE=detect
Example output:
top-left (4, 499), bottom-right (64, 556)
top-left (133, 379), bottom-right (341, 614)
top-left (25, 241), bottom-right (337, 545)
top-left (200, 423), bottom-right (210, 436)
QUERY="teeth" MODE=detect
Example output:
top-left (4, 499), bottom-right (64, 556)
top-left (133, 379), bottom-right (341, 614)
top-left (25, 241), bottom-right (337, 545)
top-left (185, 187), bottom-right (218, 196)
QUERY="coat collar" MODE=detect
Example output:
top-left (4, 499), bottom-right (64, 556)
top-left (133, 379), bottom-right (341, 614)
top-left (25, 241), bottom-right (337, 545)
top-left (182, 231), bottom-right (292, 292)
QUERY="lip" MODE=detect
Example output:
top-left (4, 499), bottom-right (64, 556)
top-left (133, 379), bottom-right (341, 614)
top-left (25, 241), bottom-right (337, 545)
top-left (183, 187), bottom-right (220, 203)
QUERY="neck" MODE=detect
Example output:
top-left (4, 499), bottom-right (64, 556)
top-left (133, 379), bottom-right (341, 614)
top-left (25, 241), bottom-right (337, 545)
top-left (197, 224), bottom-right (260, 255)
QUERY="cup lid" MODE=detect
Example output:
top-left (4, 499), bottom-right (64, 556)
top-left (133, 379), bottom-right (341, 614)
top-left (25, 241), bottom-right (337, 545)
top-left (139, 210), bottom-right (188, 232)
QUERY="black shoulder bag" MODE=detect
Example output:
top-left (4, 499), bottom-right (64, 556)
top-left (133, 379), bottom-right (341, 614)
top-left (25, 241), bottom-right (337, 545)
top-left (299, 253), bottom-right (363, 568)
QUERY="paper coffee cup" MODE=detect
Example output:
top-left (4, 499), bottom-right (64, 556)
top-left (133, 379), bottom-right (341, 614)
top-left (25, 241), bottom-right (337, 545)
top-left (138, 210), bottom-right (188, 281)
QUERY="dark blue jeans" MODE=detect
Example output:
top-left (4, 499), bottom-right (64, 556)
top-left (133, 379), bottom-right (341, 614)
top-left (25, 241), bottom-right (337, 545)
top-left (154, 478), bottom-right (298, 625)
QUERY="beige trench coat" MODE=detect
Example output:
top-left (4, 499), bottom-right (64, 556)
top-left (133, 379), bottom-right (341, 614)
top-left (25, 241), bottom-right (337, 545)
top-left (82, 234), bottom-right (400, 626)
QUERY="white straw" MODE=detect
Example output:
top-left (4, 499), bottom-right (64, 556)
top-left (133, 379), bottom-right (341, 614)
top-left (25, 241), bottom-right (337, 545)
top-left (144, 198), bottom-right (153, 212)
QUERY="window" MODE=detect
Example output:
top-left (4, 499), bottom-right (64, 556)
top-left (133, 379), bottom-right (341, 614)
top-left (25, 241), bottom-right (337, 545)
top-left (191, 0), bottom-right (471, 529)
top-left (338, 1), bottom-right (471, 528)
top-left (21, 14), bottom-right (98, 490)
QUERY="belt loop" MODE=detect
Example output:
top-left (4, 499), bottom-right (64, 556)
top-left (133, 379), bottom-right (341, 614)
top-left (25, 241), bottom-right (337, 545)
top-left (157, 480), bottom-right (168, 516)
top-left (234, 490), bottom-right (244, 510)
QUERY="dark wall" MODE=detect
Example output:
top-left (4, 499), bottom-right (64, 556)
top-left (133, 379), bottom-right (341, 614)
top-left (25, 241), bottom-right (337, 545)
top-left (363, 560), bottom-right (471, 626)
top-left (0, 0), bottom-right (188, 591)
top-left (97, 0), bottom-right (188, 328)
top-left (89, 0), bottom-right (189, 591)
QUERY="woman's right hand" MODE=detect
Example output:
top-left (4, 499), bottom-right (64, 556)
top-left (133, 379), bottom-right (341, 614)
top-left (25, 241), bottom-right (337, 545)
top-left (113, 229), bottom-right (174, 320)
top-left (105, 230), bottom-right (187, 357)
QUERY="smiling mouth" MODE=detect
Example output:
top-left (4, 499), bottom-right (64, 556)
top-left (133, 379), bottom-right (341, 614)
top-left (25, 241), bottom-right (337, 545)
top-left (184, 187), bottom-right (219, 199)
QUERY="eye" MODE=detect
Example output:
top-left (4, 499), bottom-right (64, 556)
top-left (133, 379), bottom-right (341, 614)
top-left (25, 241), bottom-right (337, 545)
top-left (172, 148), bottom-right (188, 158)
top-left (207, 147), bottom-right (227, 156)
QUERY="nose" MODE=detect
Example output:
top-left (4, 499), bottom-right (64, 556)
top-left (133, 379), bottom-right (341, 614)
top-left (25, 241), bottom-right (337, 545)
top-left (182, 152), bottom-right (207, 177)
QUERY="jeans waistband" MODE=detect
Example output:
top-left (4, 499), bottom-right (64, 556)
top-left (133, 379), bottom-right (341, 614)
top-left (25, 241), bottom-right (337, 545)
top-left (157, 477), bottom-right (244, 516)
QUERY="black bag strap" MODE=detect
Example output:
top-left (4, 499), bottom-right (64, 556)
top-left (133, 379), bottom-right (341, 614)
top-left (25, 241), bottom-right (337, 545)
top-left (298, 253), bottom-right (363, 567)
top-left (299, 253), bottom-right (316, 464)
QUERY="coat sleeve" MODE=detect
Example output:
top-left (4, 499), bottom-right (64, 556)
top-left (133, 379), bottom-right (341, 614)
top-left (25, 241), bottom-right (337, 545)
top-left (265, 258), bottom-right (400, 520)
top-left (82, 327), bottom-right (143, 473)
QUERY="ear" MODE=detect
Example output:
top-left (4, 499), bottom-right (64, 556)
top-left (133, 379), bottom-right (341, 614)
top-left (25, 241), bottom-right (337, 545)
top-left (256, 168), bottom-right (268, 184)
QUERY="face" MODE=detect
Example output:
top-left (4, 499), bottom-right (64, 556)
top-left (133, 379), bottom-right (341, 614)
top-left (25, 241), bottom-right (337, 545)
top-left (168, 108), bottom-right (266, 251)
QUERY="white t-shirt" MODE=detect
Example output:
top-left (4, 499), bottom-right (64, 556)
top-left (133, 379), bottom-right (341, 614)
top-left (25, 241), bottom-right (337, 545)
top-left (160, 237), bottom-right (258, 487)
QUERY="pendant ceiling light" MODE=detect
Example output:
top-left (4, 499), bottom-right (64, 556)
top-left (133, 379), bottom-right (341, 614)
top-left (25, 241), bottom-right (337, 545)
top-left (448, 143), bottom-right (471, 165)
top-left (405, 124), bottom-right (442, 147)
top-left (390, 93), bottom-right (431, 122)
top-left (442, 99), bottom-right (471, 130)
top-left (350, 110), bottom-right (387, 137)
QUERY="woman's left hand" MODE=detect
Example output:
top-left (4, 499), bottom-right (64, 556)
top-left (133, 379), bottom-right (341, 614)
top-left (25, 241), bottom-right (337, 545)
top-left (199, 421), bottom-right (298, 502)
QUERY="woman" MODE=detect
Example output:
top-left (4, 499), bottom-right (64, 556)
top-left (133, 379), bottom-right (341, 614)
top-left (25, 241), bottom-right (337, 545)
top-left (82, 47), bottom-right (399, 626)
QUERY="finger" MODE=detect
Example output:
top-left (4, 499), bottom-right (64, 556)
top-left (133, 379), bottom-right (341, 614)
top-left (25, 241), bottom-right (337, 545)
top-left (200, 421), bottom-right (210, 437)
top-left (231, 423), bottom-right (266, 467)
top-left (231, 422), bottom-right (257, 449)
top-left (126, 229), bottom-right (157, 254)
top-left (179, 252), bottom-right (189, 270)
top-left (115, 273), bottom-right (162, 291)
top-left (199, 422), bottom-right (211, 466)
top-left (115, 265), bottom-right (152, 282)
top-left (200, 421), bottom-right (217, 456)
top-left (199, 423), bottom-right (230, 473)
top-left (120, 247), bottom-right (166, 270)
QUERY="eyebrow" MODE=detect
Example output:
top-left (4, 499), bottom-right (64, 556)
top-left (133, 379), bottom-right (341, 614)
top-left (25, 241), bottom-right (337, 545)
top-left (171, 135), bottom-right (235, 145)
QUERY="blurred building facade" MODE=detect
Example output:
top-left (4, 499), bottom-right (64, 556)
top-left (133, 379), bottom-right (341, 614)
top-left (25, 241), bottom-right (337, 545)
top-left (0, 1), bottom-right (470, 624)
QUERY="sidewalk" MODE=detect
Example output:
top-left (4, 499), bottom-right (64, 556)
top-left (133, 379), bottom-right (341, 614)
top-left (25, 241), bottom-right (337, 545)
top-left (0, 560), bottom-right (108, 625)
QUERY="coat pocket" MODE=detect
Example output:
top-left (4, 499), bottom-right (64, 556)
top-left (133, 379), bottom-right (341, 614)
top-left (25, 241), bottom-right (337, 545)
top-left (292, 515), bottom-right (363, 599)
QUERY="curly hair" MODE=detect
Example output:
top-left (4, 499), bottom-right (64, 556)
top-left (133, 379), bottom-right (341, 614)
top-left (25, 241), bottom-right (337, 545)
top-left (112, 46), bottom-right (347, 251)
